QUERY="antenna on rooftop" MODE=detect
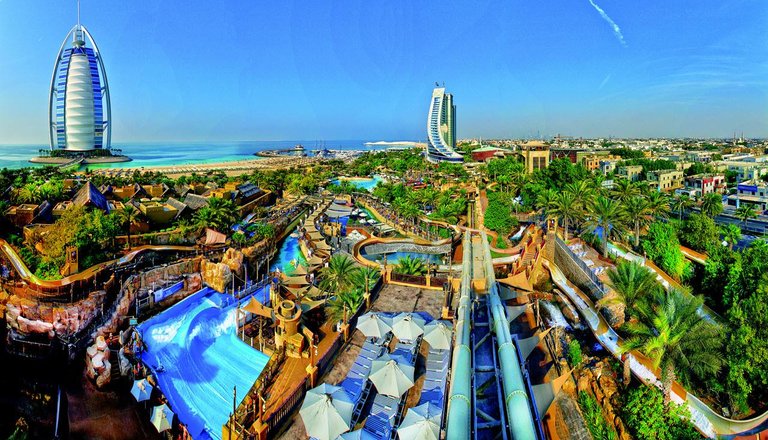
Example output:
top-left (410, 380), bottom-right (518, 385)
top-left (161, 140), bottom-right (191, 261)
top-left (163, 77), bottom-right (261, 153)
top-left (77, 0), bottom-right (81, 27)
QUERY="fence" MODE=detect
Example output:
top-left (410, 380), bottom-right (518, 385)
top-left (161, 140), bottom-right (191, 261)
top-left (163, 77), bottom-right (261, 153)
top-left (554, 236), bottom-right (607, 298)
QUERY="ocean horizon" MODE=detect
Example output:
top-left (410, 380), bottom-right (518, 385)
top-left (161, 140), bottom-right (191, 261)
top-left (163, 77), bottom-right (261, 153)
top-left (0, 140), bottom-right (405, 170)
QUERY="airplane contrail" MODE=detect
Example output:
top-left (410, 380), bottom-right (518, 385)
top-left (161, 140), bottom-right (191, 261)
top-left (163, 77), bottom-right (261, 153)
top-left (588, 0), bottom-right (627, 47)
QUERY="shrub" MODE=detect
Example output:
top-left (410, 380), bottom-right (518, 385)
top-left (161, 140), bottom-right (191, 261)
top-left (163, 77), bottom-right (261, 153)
top-left (568, 339), bottom-right (583, 367)
top-left (577, 391), bottom-right (617, 440)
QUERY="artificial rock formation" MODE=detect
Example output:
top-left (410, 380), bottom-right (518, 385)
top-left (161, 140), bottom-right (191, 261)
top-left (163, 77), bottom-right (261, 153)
top-left (221, 248), bottom-right (244, 275)
top-left (576, 359), bottom-right (631, 440)
top-left (201, 259), bottom-right (233, 293)
top-left (85, 335), bottom-right (112, 388)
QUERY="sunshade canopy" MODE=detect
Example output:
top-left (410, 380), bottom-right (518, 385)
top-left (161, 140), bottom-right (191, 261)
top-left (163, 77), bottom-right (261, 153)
top-left (299, 383), bottom-right (354, 440)
top-left (369, 353), bottom-right (415, 398)
top-left (357, 312), bottom-right (393, 339)
top-left (397, 402), bottom-right (442, 440)
top-left (422, 320), bottom-right (453, 350)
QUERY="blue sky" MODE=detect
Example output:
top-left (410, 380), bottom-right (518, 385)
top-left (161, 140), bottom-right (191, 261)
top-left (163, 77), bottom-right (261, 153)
top-left (0, 0), bottom-right (766, 144)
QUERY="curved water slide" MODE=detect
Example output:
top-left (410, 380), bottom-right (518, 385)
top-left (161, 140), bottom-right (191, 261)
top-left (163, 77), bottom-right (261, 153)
top-left (546, 260), bottom-right (768, 438)
top-left (0, 238), bottom-right (195, 291)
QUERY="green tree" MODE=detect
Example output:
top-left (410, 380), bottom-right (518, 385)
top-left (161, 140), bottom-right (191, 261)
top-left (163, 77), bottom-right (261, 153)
top-left (116, 205), bottom-right (140, 250)
top-left (734, 204), bottom-right (757, 225)
top-left (678, 213), bottom-right (720, 253)
top-left (624, 197), bottom-right (652, 248)
top-left (621, 288), bottom-right (723, 405)
top-left (700, 192), bottom-right (723, 218)
top-left (611, 179), bottom-right (642, 203)
top-left (351, 266), bottom-right (380, 298)
top-left (567, 339), bottom-right (583, 367)
top-left (550, 191), bottom-right (582, 241)
top-left (318, 254), bottom-right (360, 298)
top-left (584, 196), bottom-right (626, 257)
top-left (621, 385), bottom-right (701, 440)
top-left (601, 260), bottom-right (658, 325)
top-left (394, 255), bottom-right (428, 276)
top-left (642, 222), bottom-right (688, 280)
top-left (484, 192), bottom-right (517, 234)
top-left (194, 197), bottom-right (238, 232)
top-left (670, 194), bottom-right (694, 220)
top-left (720, 224), bottom-right (741, 250)
top-left (327, 288), bottom-right (365, 323)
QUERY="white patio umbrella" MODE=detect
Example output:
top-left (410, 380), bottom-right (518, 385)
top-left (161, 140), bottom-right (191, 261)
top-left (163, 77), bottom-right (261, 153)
top-left (130, 378), bottom-right (153, 402)
top-left (299, 383), bottom-right (354, 440)
top-left (369, 353), bottom-right (415, 398)
top-left (357, 312), bottom-right (392, 339)
top-left (422, 320), bottom-right (454, 350)
top-left (337, 429), bottom-right (368, 440)
top-left (397, 402), bottom-right (442, 440)
top-left (150, 404), bottom-right (174, 433)
top-left (392, 313), bottom-right (426, 341)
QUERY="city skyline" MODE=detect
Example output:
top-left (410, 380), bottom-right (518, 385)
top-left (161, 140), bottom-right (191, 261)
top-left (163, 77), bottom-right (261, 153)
top-left (0, 1), bottom-right (766, 144)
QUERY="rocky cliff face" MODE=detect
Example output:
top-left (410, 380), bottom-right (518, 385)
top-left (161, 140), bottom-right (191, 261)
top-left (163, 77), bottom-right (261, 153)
top-left (576, 359), bottom-right (631, 440)
top-left (222, 248), bottom-right (244, 275)
top-left (5, 290), bottom-right (106, 339)
top-left (201, 259), bottom-right (233, 293)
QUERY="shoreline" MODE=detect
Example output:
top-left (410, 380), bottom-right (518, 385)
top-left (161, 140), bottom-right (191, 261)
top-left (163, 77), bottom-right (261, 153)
top-left (29, 155), bottom-right (132, 165)
top-left (82, 155), bottom-right (324, 177)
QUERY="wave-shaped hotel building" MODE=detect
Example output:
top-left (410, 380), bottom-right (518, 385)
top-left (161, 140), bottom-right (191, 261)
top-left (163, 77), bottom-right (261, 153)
top-left (48, 19), bottom-right (111, 152)
top-left (426, 86), bottom-right (463, 163)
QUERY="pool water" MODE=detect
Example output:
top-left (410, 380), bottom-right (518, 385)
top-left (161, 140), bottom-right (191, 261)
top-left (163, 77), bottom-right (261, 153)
top-left (270, 235), bottom-right (307, 275)
top-left (331, 175), bottom-right (383, 192)
top-left (360, 250), bottom-right (443, 265)
top-left (138, 287), bottom-right (270, 439)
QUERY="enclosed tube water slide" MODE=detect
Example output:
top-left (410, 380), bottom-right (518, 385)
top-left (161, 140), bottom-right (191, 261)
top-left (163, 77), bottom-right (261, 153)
top-left (480, 232), bottom-right (538, 439)
top-left (446, 231), bottom-right (474, 438)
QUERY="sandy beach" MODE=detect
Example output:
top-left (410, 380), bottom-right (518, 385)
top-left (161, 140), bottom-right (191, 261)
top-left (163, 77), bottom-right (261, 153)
top-left (83, 155), bottom-right (322, 178)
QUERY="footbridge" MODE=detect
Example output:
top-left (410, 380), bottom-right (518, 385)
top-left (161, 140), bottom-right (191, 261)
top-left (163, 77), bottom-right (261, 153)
top-left (445, 231), bottom-right (561, 439)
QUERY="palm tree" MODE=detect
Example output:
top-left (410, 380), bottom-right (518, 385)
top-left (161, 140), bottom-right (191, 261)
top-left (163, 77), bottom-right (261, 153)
top-left (565, 180), bottom-right (595, 207)
top-left (721, 224), bottom-right (741, 250)
top-left (194, 197), bottom-right (238, 232)
top-left (600, 260), bottom-right (658, 323)
top-left (394, 255), bottom-right (428, 276)
top-left (620, 288), bottom-right (723, 405)
top-left (550, 191), bottom-right (582, 241)
top-left (584, 196), bottom-right (626, 257)
top-left (611, 179), bottom-right (641, 203)
top-left (700, 193), bottom-right (723, 218)
top-left (644, 191), bottom-right (670, 219)
top-left (735, 204), bottom-right (757, 225)
top-left (536, 189), bottom-right (558, 222)
top-left (117, 205), bottom-right (140, 250)
top-left (352, 266), bottom-right (380, 306)
top-left (670, 194), bottom-right (693, 220)
top-left (318, 254), bottom-right (360, 297)
top-left (624, 197), bottom-right (652, 248)
top-left (327, 289), bottom-right (365, 323)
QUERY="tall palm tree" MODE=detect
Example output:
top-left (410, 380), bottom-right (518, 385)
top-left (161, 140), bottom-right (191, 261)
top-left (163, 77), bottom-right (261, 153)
top-left (318, 254), bottom-right (360, 297)
top-left (117, 205), bottom-right (140, 250)
top-left (700, 193), bottom-right (724, 218)
top-left (645, 191), bottom-right (670, 219)
top-left (611, 179), bottom-right (641, 203)
top-left (585, 196), bottom-right (627, 257)
top-left (620, 288), bottom-right (723, 405)
top-left (624, 197), bottom-right (652, 248)
top-left (735, 204), bottom-right (757, 225)
top-left (599, 260), bottom-right (658, 323)
top-left (351, 266), bottom-right (380, 298)
top-left (565, 180), bottom-right (595, 207)
top-left (550, 191), bottom-right (582, 241)
top-left (327, 289), bottom-right (365, 323)
top-left (721, 224), bottom-right (741, 250)
top-left (194, 197), bottom-right (238, 232)
top-left (536, 189), bottom-right (558, 222)
top-left (670, 194), bottom-right (694, 220)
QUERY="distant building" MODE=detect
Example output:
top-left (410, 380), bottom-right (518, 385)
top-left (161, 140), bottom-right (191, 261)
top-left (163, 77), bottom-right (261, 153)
top-left (519, 141), bottom-right (550, 173)
top-left (721, 161), bottom-right (768, 181)
top-left (49, 18), bottom-right (111, 151)
top-left (425, 87), bottom-right (463, 163)
top-left (5, 204), bottom-right (40, 228)
top-left (138, 200), bottom-right (179, 224)
top-left (550, 147), bottom-right (586, 164)
top-left (617, 165), bottom-right (643, 182)
top-left (727, 180), bottom-right (768, 212)
top-left (471, 145), bottom-right (510, 162)
top-left (71, 181), bottom-right (110, 212)
top-left (684, 174), bottom-right (726, 198)
top-left (647, 169), bottom-right (684, 192)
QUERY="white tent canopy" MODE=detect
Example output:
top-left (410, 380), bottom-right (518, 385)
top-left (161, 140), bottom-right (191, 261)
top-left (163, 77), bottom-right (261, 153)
top-left (369, 353), bottom-right (415, 398)
top-left (150, 404), bottom-right (174, 433)
top-left (392, 313), bottom-right (426, 342)
top-left (299, 383), bottom-right (354, 440)
top-left (422, 320), bottom-right (454, 350)
top-left (357, 312), bottom-right (393, 339)
top-left (397, 402), bottom-right (442, 440)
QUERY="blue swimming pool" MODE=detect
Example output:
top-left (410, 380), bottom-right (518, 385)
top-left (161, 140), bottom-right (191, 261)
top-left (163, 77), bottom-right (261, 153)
top-left (331, 175), bottom-right (383, 192)
top-left (138, 287), bottom-right (270, 439)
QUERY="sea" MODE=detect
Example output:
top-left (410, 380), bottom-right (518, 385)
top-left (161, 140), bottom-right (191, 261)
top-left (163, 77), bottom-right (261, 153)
top-left (0, 140), bottom-right (397, 170)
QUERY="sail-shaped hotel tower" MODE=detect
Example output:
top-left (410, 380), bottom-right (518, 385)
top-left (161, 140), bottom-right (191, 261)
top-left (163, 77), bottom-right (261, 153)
top-left (48, 17), bottom-right (111, 152)
top-left (426, 86), bottom-right (463, 163)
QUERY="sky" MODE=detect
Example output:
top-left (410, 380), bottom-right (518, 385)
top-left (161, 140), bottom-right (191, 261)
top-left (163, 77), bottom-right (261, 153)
top-left (0, 0), bottom-right (766, 144)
